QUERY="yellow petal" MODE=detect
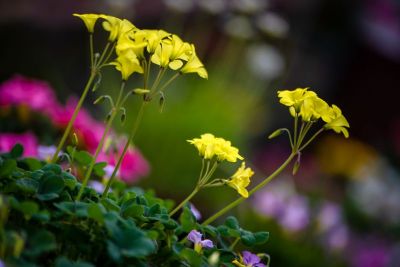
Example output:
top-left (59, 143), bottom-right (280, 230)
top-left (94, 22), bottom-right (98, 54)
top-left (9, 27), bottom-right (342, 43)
top-left (73, 13), bottom-right (100, 33)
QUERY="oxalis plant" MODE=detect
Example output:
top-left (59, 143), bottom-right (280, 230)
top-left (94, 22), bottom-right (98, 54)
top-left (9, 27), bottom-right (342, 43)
top-left (0, 13), bottom-right (350, 267)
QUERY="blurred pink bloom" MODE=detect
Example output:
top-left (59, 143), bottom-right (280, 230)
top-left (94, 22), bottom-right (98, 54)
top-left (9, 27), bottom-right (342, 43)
top-left (0, 75), bottom-right (61, 116)
top-left (50, 98), bottom-right (105, 151)
top-left (0, 132), bottom-right (38, 156)
top-left (113, 147), bottom-right (150, 184)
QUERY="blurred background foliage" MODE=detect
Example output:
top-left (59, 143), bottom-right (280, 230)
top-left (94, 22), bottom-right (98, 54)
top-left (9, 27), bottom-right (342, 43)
top-left (1, 0), bottom-right (400, 266)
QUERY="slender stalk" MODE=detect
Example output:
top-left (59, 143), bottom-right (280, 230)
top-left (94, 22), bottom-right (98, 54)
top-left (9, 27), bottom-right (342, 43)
top-left (97, 42), bottom-right (111, 66)
top-left (158, 73), bottom-right (180, 93)
top-left (101, 101), bottom-right (147, 199)
top-left (51, 72), bottom-right (96, 163)
top-left (89, 34), bottom-right (94, 67)
top-left (296, 121), bottom-right (312, 149)
top-left (199, 162), bottom-right (218, 185)
top-left (293, 114), bottom-right (299, 148)
top-left (75, 82), bottom-right (126, 201)
top-left (299, 128), bottom-right (324, 152)
top-left (202, 153), bottom-right (296, 225)
top-left (198, 158), bottom-right (205, 182)
top-left (229, 237), bottom-right (240, 250)
top-left (169, 186), bottom-right (200, 216)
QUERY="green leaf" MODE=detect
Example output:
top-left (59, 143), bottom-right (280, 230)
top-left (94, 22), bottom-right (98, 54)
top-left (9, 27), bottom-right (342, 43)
top-left (0, 159), bottom-right (17, 178)
top-left (225, 216), bottom-right (240, 230)
top-left (42, 163), bottom-right (62, 174)
top-left (179, 206), bottom-right (197, 232)
top-left (22, 158), bottom-right (43, 171)
top-left (240, 230), bottom-right (256, 246)
top-left (109, 227), bottom-right (156, 259)
top-left (55, 257), bottom-right (95, 267)
top-left (74, 150), bottom-right (93, 166)
top-left (254, 231), bottom-right (269, 245)
top-left (101, 199), bottom-right (120, 212)
top-left (62, 171), bottom-right (77, 190)
top-left (93, 162), bottom-right (107, 176)
top-left (122, 204), bottom-right (145, 219)
top-left (88, 203), bottom-right (105, 224)
top-left (15, 178), bottom-right (39, 194)
top-left (18, 201), bottom-right (39, 220)
top-left (38, 174), bottom-right (64, 195)
top-left (24, 230), bottom-right (56, 257)
top-left (10, 144), bottom-right (24, 158)
top-left (179, 248), bottom-right (202, 267)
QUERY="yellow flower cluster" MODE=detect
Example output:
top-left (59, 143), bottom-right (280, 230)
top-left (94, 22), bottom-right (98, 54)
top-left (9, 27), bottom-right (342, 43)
top-left (188, 134), bottom-right (254, 198)
top-left (187, 133), bottom-right (243, 162)
top-left (278, 88), bottom-right (350, 137)
top-left (73, 13), bottom-right (207, 81)
top-left (227, 162), bottom-right (254, 198)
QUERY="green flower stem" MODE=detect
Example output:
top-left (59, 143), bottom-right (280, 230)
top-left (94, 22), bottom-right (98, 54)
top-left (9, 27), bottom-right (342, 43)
top-left (199, 162), bottom-right (218, 185)
top-left (75, 82), bottom-right (126, 201)
top-left (202, 153), bottom-right (296, 225)
top-left (51, 71), bottom-right (97, 163)
top-left (229, 237), bottom-right (240, 250)
top-left (89, 34), bottom-right (94, 67)
top-left (170, 161), bottom-right (218, 216)
top-left (169, 186), bottom-right (200, 216)
top-left (97, 42), bottom-right (111, 66)
top-left (293, 114), bottom-right (299, 148)
top-left (101, 101), bottom-right (147, 199)
top-left (299, 128), bottom-right (324, 152)
top-left (296, 121), bottom-right (312, 149)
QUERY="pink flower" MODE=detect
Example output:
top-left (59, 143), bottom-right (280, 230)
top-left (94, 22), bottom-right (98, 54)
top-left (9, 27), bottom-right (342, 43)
top-left (0, 132), bottom-right (38, 156)
top-left (50, 98), bottom-right (106, 151)
top-left (109, 147), bottom-right (150, 184)
top-left (0, 75), bottom-right (61, 116)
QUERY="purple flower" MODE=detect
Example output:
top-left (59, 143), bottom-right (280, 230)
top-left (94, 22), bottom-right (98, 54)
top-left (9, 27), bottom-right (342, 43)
top-left (187, 230), bottom-right (213, 252)
top-left (37, 145), bottom-right (59, 161)
top-left (88, 181), bottom-right (105, 194)
top-left (190, 203), bottom-right (202, 220)
top-left (233, 251), bottom-right (266, 267)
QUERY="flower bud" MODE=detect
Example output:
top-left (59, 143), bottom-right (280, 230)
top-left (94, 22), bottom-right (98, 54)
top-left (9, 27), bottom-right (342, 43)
top-left (72, 133), bottom-right (79, 146)
top-left (93, 96), bottom-right (105, 105)
top-left (268, 129), bottom-right (283, 139)
top-left (132, 88), bottom-right (150, 95)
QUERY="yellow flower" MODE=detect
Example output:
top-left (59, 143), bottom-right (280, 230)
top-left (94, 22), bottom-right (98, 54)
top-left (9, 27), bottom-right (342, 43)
top-left (151, 35), bottom-right (192, 70)
top-left (116, 30), bottom-right (147, 60)
top-left (227, 162), bottom-right (254, 198)
top-left (324, 105), bottom-right (350, 138)
top-left (214, 138), bottom-right (243, 162)
top-left (73, 13), bottom-right (100, 33)
top-left (111, 49), bottom-right (143, 80)
top-left (278, 88), bottom-right (316, 112)
top-left (187, 133), bottom-right (243, 162)
top-left (300, 95), bottom-right (333, 122)
top-left (145, 30), bottom-right (170, 54)
top-left (100, 15), bottom-right (122, 41)
top-left (180, 44), bottom-right (208, 79)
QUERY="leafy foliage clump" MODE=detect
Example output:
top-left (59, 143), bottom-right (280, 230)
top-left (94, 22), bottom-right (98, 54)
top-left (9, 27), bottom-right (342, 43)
top-left (0, 145), bottom-right (269, 267)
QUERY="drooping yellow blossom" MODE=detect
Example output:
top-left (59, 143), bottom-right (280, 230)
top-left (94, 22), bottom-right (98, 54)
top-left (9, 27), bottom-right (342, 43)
top-left (180, 44), bottom-right (208, 79)
top-left (100, 15), bottom-right (122, 42)
top-left (187, 133), bottom-right (243, 162)
top-left (116, 30), bottom-right (147, 61)
top-left (324, 105), bottom-right (350, 138)
top-left (111, 49), bottom-right (143, 80)
top-left (227, 162), bottom-right (254, 198)
top-left (73, 13), bottom-right (100, 33)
